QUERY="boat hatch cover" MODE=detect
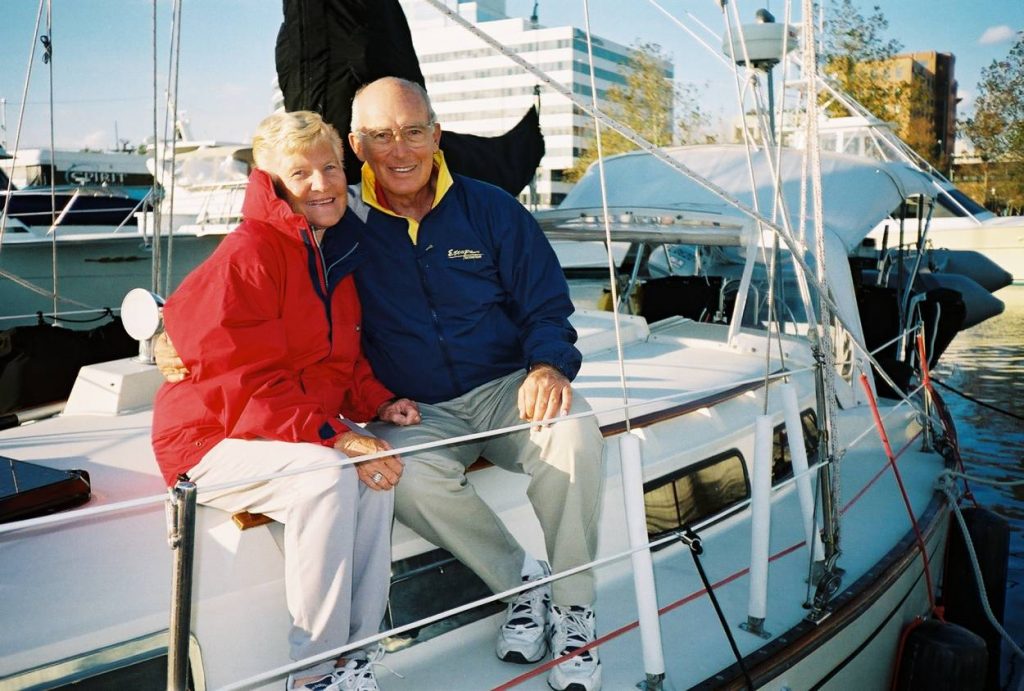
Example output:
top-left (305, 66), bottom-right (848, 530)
top-left (0, 457), bottom-right (91, 524)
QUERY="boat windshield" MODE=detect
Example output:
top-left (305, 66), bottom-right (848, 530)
top-left (936, 188), bottom-right (991, 218)
top-left (894, 188), bottom-right (992, 221)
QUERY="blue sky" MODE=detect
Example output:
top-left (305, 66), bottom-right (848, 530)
top-left (1, 0), bottom-right (1022, 151)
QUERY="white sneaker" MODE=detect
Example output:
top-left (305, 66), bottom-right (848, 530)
top-left (285, 648), bottom-right (385, 691)
top-left (548, 604), bottom-right (602, 691)
top-left (496, 562), bottom-right (552, 663)
top-left (332, 654), bottom-right (379, 691)
top-left (285, 670), bottom-right (342, 691)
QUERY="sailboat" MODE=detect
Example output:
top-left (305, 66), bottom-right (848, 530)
top-left (1, 1), bottom-right (1015, 690)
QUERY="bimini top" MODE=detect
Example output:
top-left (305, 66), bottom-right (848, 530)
top-left (554, 144), bottom-right (936, 252)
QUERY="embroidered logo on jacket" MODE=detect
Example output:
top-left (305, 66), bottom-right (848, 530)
top-left (448, 248), bottom-right (483, 260)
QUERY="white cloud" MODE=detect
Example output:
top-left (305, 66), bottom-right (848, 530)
top-left (978, 25), bottom-right (1016, 46)
top-left (80, 129), bottom-right (111, 151)
top-left (958, 88), bottom-right (974, 110)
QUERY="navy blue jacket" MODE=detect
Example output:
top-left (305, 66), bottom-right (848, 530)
top-left (348, 157), bottom-right (580, 404)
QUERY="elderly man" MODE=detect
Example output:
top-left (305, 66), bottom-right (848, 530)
top-left (348, 77), bottom-right (605, 691)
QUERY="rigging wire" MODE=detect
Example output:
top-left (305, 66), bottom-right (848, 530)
top-left (164, 0), bottom-right (185, 296)
top-left (801, 0), bottom-right (844, 565)
top-left (579, 0), bottom-right (633, 430)
top-left (44, 0), bottom-right (59, 323)
top-left (0, 0), bottom-right (46, 261)
top-left (151, 0), bottom-right (162, 295)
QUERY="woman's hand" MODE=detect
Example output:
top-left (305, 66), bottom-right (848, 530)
top-left (377, 397), bottom-right (421, 426)
top-left (155, 331), bottom-right (189, 382)
top-left (335, 431), bottom-right (403, 490)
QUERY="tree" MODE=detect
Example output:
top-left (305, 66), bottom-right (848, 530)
top-left (819, 1), bottom-right (938, 167)
top-left (960, 32), bottom-right (1024, 213)
top-left (566, 42), bottom-right (709, 181)
top-left (819, 0), bottom-right (904, 121)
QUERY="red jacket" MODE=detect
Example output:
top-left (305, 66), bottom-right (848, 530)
top-left (151, 169), bottom-right (393, 486)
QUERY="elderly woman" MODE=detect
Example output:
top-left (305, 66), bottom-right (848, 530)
top-left (151, 110), bottom-right (419, 691)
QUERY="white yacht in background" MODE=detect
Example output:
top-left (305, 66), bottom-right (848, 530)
top-left (134, 141), bottom-right (252, 239)
top-left (783, 115), bottom-right (1022, 284)
top-left (0, 141), bottom-right (236, 328)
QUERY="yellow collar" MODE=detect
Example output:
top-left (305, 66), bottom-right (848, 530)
top-left (359, 150), bottom-right (453, 216)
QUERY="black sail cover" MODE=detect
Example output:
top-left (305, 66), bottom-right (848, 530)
top-left (276, 0), bottom-right (545, 196)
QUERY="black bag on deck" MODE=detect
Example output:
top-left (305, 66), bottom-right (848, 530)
top-left (0, 318), bottom-right (137, 415)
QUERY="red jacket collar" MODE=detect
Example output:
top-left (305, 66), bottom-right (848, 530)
top-left (241, 168), bottom-right (310, 237)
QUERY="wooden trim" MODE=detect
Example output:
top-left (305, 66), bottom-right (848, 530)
top-left (599, 373), bottom-right (781, 437)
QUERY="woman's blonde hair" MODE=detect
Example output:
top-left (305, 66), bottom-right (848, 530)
top-left (251, 110), bottom-right (343, 169)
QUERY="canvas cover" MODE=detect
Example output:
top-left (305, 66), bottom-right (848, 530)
top-left (276, 0), bottom-right (544, 195)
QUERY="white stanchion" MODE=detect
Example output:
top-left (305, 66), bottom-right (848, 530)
top-left (747, 415), bottom-right (772, 628)
top-left (619, 432), bottom-right (666, 683)
top-left (780, 383), bottom-right (825, 563)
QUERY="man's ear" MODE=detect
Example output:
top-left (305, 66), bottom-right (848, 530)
top-left (348, 132), bottom-right (367, 162)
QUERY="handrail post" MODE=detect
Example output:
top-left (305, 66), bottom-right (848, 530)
top-left (166, 477), bottom-right (197, 691)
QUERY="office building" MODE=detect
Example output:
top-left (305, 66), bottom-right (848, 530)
top-left (402, 0), bottom-right (670, 207)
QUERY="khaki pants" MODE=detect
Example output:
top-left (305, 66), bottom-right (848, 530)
top-left (370, 370), bottom-right (605, 606)
top-left (190, 437), bottom-right (393, 662)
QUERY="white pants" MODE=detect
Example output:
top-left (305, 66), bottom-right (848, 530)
top-left (189, 437), bottom-right (393, 662)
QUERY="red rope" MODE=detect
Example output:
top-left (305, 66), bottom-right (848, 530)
top-left (859, 373), bottom-right (942, 620)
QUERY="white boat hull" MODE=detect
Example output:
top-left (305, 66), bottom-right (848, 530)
top-left (0, 316), bottom-right (956, 690)
top-left (0, 233), bottom-right (223, 327)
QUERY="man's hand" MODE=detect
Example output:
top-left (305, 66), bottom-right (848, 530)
top-left (517, 364), bottom-right (572, 429)
top-left (377, 397), bottom-right (421, 426)
top-left (335, 431), bottom-right (404, 490)
top-left (155, 331), bottom-right (189, 383)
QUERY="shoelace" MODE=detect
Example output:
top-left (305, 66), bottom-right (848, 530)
top-left (505, 587), bottom-right (548, 628)
top-left (553, 607), bottom-right (595, 662)
top-left (331, 647), bottom-right (404, 691)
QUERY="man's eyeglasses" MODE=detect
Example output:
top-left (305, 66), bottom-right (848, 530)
top-left (357, 123), bottom-right (435, 150)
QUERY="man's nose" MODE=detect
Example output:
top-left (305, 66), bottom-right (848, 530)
top-left (391, 135), bottom-right (413, 153)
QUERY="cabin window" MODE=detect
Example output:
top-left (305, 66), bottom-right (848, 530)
top-left (771, 409), bottom-right (818, 484)
top-left (643, 409), bottom-right (817, 538)
top-left (643, 451), bottom-right (749, 537)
